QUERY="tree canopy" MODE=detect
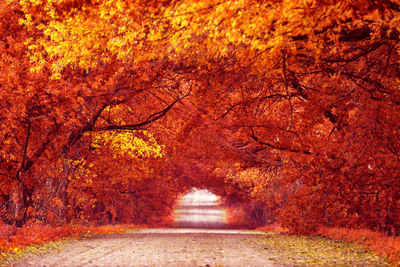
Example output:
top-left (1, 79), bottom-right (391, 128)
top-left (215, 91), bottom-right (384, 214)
top-left (1, 0), bottom-right (399, 234)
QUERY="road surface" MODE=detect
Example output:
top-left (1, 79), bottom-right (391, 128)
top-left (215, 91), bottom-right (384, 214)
top-left (10, 229), bottom-right (277, 267)
top-left (9, 190), bottom-right (279, 266)
top-left (5, 190), bottom-right (386, 266)
top-left (171, 189), bottom-right (228, 229)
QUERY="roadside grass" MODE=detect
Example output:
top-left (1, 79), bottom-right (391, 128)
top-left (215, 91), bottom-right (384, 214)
top-left (1, 222), bottom-right (395, 266)
top-left (259, 232), bottom-right (389, 266)
top-left (0, 223), bottom-right (142, 266)
top-left (0, 239), bottom-right (67, 266)
top-left (258, 224), bottom-right (399, 266)
top-left (318, 227), bottom-right (400, 266)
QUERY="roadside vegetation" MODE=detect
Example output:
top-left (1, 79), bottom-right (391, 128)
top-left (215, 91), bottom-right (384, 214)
top-left (0, 223), bottom-right (141, 264)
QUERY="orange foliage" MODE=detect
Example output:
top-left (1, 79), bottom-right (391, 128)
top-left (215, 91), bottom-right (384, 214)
top-left (0, 222), bottom-right (141, 255)
top-left (257, 224), bottom-right (288, 234)
top-left (225, 206), bottom-right (249, 229)
top-left (1, 0), bottom-right (399, 240)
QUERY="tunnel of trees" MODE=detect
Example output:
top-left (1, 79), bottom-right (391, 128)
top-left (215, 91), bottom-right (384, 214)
top-left (1, 0), bottom-right (399, 235)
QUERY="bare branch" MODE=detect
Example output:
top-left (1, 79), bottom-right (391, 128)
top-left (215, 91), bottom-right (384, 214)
top-left (92, 92), bottom-right (190, 131)
top-left (250, 127), bottom-right (311, 155)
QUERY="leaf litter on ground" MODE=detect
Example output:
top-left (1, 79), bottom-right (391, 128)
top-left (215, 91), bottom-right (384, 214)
top-left (259, 232), bottom-right (389, 266)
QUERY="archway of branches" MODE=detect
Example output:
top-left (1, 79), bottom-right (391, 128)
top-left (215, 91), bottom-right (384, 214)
top-left (1, 0), bottom-right (399, 235)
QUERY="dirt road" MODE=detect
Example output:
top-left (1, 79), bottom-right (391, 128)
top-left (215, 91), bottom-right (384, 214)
top-left (11, 229), bottom-right (277, 267)
top-left (7, 190), bottom-right (386, 266)
top-left (172, 189), bottom-right (228, 229)
top-left (10, 190), bottom-right (279, 267)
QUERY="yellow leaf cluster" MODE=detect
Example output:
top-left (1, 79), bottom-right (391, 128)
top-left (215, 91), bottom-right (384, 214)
top-left (19, 0), bottom-right (400, 80)
top-left (92, 130), bottom-right (164, 159)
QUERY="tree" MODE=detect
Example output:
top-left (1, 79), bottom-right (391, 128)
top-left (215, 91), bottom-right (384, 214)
top-left (1, 0), bottom-right (399, 234)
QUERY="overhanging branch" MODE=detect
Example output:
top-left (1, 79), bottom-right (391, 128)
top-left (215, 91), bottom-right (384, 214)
top-left (250, 127), bottom-right (311, 155)
top-left (93, 92), bottom-right (190, 131)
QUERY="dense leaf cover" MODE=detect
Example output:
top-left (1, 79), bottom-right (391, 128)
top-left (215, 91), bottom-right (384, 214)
top-left (0, 0), bottom-right (399, 236)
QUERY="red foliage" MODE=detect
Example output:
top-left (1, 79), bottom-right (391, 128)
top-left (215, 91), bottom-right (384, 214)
top-left (0, 222), bottom-right (141, 255)
top-left (1, 0), bottom-right (399, 244)
top-left (257, 224), bottom-right (288, 234)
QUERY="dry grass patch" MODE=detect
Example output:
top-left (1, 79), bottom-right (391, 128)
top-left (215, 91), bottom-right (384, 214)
top-left (260, 232), bottom-right (389, 266)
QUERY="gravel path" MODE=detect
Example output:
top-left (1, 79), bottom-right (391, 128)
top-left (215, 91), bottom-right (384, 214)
top-left (10, 191), bottom-right (280, 267)
top-left (6, 190), bottom-right (386, 266)
top-left (10, 229), bottom-right (278, 267)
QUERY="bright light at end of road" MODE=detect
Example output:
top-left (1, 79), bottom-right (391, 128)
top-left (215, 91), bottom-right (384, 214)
top-left (173, 189), bottom-right (227, 228)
